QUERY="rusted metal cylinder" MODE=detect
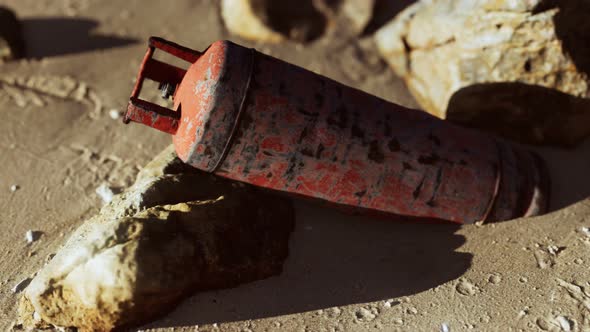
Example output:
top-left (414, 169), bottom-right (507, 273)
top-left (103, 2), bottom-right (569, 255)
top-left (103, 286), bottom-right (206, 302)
top-left (124, 37), bottom-right (549, 224)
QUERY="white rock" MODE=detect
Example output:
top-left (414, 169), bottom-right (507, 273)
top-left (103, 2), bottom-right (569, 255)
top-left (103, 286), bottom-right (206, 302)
top-left (108, 109), bottom-right (121, 120)
top-left (25, 230), bottom-right (40, 244)
top-left (95, 183), bottom-right (115, 205)
top-left (10, 184), bottom-right (19, 192)
top-left (556, 316), bottom-right (572, 331)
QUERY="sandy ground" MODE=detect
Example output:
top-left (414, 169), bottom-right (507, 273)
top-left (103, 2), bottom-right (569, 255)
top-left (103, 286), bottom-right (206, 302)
top-left (1, 1), bottom-right (590, 331)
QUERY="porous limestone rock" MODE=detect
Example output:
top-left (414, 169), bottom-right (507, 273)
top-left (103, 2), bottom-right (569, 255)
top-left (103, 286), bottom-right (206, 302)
top-left (18, 145), bottom-right (295, 331)
top-left (221, 0), bottom-right (374, 43)
top-left (375, 0), bottom-right (590, 146)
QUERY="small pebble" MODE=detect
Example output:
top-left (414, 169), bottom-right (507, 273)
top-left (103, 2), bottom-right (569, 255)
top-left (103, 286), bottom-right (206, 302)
top-left (25, 230), bottom-right (41, 244)
top-left (9, 184), bottom-right (19, 192)
top-left (12, 277), bottom-right (32, 294)
top-left (456, 279), bottom-right (477, 295)
top-left (383, 299), bottom-right (397, 308)
top-left (556, 316), bottom-right (572, 332)
top-left (488, 274), bottom-right (502, 284)
top-left (109, 109), bottom-right (121, 120)
top-left (441, 323), bottom-right (450, 332)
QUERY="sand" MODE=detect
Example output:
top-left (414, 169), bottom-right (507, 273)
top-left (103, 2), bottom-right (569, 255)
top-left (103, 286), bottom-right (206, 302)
top-left (1, 0), bottom-right (589, 331)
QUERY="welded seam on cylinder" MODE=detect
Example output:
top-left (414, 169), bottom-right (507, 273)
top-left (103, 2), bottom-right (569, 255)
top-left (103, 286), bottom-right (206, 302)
top-left (479, 141), bottom-right (503, 223)
top-left (210, 48), bottom-right (256, 173)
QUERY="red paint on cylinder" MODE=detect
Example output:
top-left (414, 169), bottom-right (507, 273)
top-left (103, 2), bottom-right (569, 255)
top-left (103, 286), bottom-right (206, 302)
top-left (124, 37), bottom-right (550, 224)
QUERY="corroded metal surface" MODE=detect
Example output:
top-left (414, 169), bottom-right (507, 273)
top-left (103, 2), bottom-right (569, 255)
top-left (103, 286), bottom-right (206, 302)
top-left (124, 37), bottom-right (550, 224)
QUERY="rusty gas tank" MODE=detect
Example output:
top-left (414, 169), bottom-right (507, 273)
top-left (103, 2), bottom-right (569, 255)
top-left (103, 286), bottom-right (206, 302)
top-left (124, 37), bottom-right (549, 224)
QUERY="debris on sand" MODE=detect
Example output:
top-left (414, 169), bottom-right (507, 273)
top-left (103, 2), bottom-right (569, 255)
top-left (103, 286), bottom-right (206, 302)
top-left (108, 109), bottom-right (121, 120)
top-left (11, 277), bottom-right (31, 294)
top-left (25, 230), bottom-right (42, 244)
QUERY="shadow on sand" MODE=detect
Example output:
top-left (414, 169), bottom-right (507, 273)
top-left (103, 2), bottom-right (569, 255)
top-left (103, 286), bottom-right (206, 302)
top-left (21, 17), bottom-right (136, 58)
top-left (144, 200), bottom-right (471, 328)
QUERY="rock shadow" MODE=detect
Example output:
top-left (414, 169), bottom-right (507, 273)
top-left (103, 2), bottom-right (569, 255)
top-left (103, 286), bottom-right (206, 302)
top-left (534, 0), bottom-right (590, 77)
top-left (21, 17), bottom-right (137, 58)
top-left (362, 0), bottom-right (418, 35)
top-left (250, 0), bottom-right (329, 42)
top-left (447, 82), bottom-right (590, 213)
top-left (142, 199), bottom-right (471, 328)
top-left (447, 83), bottom-right (590, 147)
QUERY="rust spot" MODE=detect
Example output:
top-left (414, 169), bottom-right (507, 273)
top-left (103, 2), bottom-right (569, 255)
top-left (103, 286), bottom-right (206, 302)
top-left (412, 177), bottom-right (425, 199)
top-left (426, 167), bottom-right (443, 207)
top-left (263, 151), bottom-right (274, 156)
top-left (279, 82), bottom-right (287, 95)
top-left (297, 107), bottom-right (319, 117)
top-left (388, 138), bottom-right (401, 152)
top-left (315, 93), bottom-right (324, 108)
top-left (428, 132), bottom-right (441, 146)
top-left (351, 124), bottom-right (365, 139)
top-left (326, 105), bottom-right (349, 129)
top-left (266, 172), bottom-right (273, 178)
top-left (285, 156), bottom-right (298, 176)
top-left (355, 190), bottom-right (367, 198)
top-left (298, 127), bottom-right (309, 143)
top-left (234, 110), bottom-right (254, 142)
top-left (384, 121), bottom-right (392, 136)
top-left (418, 153), bottom-right (440, 165)
top-left (315, 143), bottom-right (325, 159)
top-left (402, 162), bottom-right (415, 171)
top-left (368, 140), bottom-right (385, 163)
top-left (204, 146), bottom-right (214, 157)
top-left (301, 148), bottom-right (314, 157)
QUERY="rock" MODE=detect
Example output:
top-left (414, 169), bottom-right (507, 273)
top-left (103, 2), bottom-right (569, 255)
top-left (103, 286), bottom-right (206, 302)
top-left (18, 145), bottom-right (295, 331)
top-left (25, 230), bottom-right (42, 244)
top-left (221, 0), bottom-right (285, 43)
top-left (375, 0), bottom-right (590, 146)
top-left (221, 0), bottom-right (374, 43)
top-left (0, 6), bottom-right (24, 62)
